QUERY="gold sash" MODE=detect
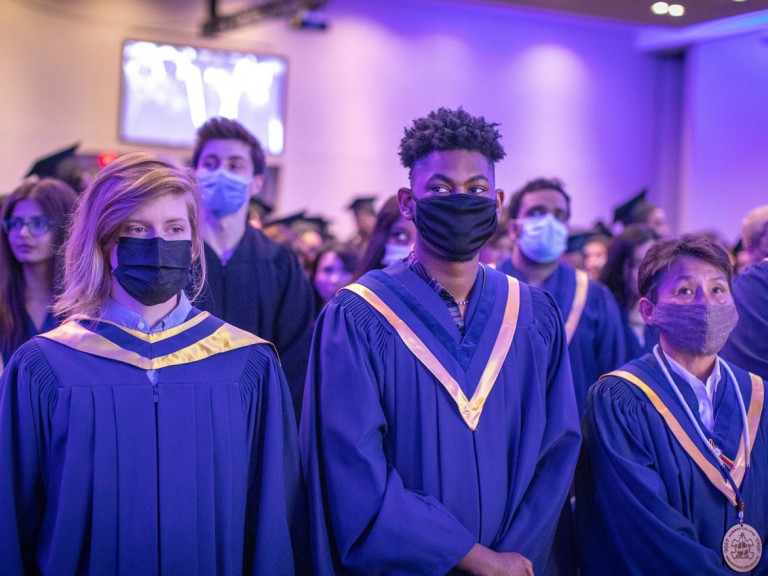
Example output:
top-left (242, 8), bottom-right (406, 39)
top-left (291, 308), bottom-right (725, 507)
top-left (564, 269), bottom-right (588, 344)
top-left (606, 369), bottom-right (764, 505)
top-left (39, 313), bottom-right (270, 370)
top-left (344, 276), bottom-right (520, 431)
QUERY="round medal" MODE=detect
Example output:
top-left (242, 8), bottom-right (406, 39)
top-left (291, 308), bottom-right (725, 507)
top-left (723, 523), bottom-right (762, 573)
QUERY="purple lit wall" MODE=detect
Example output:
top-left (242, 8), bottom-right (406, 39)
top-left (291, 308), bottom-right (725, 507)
top-left (7, 0), bottom-right (763, 238)
top-left (680, 31), bottom-right (768, 243)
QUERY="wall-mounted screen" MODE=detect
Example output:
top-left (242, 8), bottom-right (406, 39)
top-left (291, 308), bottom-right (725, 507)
top-left (120, 39), bottom-right (287, 155)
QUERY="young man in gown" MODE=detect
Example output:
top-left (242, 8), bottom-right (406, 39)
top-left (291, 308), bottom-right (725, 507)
top-left (301, 108), bottom-right (581, 575)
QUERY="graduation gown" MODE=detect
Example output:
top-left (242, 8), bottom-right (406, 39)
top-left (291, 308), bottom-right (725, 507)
top-left (0, 310), bottom-right (307, 575)
top-left (1, 310), bottom-right (58, 370)
top-left (195, 226), bottom-right (315, 419)
top-left (300, 261), bottom-right (581, 575)
top-left (722, 260), bottom-right (768, 380)
top-left (577, 353), bottom-right (768, 575)
top-left (618, 306), bottom-right (659, 362)
top-left (498, 260), bottom-right (627, 416)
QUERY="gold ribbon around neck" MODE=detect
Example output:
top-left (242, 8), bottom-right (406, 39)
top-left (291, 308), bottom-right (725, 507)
top-left (39, 315), bottom-right (270, 370)
top-left (564, 268), bottom-right (588, 345)
top-left (606, 369), bottom-right (763, 505)
top-left (344, 276), bottom-right (520, 430)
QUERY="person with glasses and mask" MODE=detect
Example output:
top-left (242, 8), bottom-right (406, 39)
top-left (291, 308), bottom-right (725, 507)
top-left (577, 234), bottom-right (768, 575)
top-left (301, 108), bottom-right (580, 576)
top-left (0, 152), bottom-right (307, 575)
top-left (0, 178), bottom-right (77, 371)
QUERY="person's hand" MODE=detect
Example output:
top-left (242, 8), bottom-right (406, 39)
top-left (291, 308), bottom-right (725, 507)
top-left (456, 543), bottom-right (534, 576)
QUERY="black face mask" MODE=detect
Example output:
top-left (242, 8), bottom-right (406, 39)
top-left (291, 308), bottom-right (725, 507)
top-left (414, 194), bottom-right (498, 262)
top-left (113, 237), bottom-right (192, 306)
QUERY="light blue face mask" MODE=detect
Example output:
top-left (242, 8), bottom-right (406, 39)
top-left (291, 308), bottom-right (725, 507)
top-left (517, 213), bottom-right (568, 263)
top-left (381, 243), bottom-right (411, 266)
top-left (197, 169), bottom-right (251, 219)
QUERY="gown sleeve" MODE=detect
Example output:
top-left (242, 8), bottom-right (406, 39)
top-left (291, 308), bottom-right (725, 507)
top-left (577, 374), bottom-right (733, 576)
top-left (0, 341), bottom-right (55, 575)
top-left (300, 292), bottom-right (477, 576)
top-left (242, 344), bottom-right (310, 576)
top-left (494, 289), bottom-right (581, 570)
top-left (721, 263), bottom-right (768, 380)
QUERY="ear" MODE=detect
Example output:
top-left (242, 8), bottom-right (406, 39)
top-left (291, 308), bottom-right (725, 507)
top-left (397, 188), bottom-right (416, 221)
top-left (495, 189), bottom-right (505, 214)
top-left (248, 175), bottom-right (265, 198)
top-left (638, 297), bottom-right (655, 325)
top-left (507, 215), bottom-right (520, 241)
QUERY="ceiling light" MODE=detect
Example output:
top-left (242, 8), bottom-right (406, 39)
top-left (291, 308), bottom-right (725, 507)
top-left (651, 2), bottom-right (669, 14)
top-left (732, 0), bottom-right (748, 2)
top-left (668, 4), bottom-right (685, 16)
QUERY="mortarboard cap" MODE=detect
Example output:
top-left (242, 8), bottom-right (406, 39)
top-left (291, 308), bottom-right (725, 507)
top-left (25, 143), bottom-right (80, 179)
top-left (264, 210), bottom-right (332, 240)
top-left (613, 189), bottom-right (651, 227)
top-left (299, 215), bottom-right (332, 239)
top-left (264, 210), bottom-right (307, 230)
top-left (346, 196), bottom-right (376, 214)
top-left (566, 223), bottom-right (613, 254)
top-left (249, 195), bottom-right (274, 217)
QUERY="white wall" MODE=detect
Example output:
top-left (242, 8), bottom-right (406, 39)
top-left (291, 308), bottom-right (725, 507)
top-left (1, 0), bottom-right (659, 236)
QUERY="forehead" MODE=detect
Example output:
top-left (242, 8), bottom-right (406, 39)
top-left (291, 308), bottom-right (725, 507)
top-left (518, 189), bottom-right (568, 213)
top-left (10, 199), bottom-right (44, 216)
top-left (198, 139), bottom-right (252, 165)
top-left (412, 150), bottom-right (494, 182)
top-left (126, 192), bottom-right (191, 220)
top-left (658, 254), bottom-right (726, 285)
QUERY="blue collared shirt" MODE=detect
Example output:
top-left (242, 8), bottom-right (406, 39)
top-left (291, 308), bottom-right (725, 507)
top-left (100, 293), bottom-right (193, 383)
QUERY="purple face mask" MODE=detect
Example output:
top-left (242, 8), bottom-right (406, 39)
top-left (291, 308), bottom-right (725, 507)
top-left (650, 301), bottom-right (739, 356)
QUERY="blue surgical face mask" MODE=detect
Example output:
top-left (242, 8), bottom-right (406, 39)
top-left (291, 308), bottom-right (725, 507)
top-left (381, 243), bottom-right (411, 266)
top-left (517, 213), bottom-right (568, 263)
top-left (197, 169), bottom-right (251, 219)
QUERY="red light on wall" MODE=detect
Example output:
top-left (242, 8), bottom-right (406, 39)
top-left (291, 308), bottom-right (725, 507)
top-left (98, 152), bottom-right (119, 167)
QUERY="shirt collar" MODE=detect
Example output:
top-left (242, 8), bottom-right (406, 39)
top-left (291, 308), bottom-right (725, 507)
top-left (665, 352), bottom-right (722, 401)
top-left (100, 293), bottom-right (192, 334)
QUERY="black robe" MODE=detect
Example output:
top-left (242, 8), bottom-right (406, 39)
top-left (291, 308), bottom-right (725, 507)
top-left (195, 226), bottom-right (315, 419)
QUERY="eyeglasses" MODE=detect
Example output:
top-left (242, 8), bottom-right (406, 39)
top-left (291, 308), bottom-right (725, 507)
top-left (2, 216), bottom-right (54, 237)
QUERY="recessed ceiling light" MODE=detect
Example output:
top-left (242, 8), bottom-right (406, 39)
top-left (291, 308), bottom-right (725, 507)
top-left (732, 0), bottom-right (748, 3)
top-left (651, 1), bottom-right (669, 14)
top-left (668, 3), bottom-right (685, 16)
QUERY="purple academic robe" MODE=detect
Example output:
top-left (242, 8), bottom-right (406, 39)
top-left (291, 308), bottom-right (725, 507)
top-left (300, 261), bottom-right (581, 575)
top-left (722, 260), bottom-right (768, 381)
top-left (498, 260), bottom-right (627, 417)
top-left (577, 353), bottom-right (768, 575)
top-left (0, 310), bottom-right (307, 575)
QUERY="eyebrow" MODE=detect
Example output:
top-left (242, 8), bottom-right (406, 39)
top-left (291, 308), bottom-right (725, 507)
top-left (124, 217), bottom-right (188, 226)
top-left (428, 173), bottom-right (491, 184)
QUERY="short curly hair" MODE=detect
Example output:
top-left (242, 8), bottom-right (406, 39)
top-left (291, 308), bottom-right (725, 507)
top-left (398, 108), bottom-right (506, 175)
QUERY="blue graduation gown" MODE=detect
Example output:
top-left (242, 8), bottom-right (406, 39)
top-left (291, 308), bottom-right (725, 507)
top-left (195, 225), bottom-right (316, 420)
top-left (498, 260), bottom-right (627, 416)
top-left (300, 261), bottom-right (581, 575)
top-left (618, 306), bottom-right (659, 362)
top-left (722, 260), bottom-right (768, 380)
top-left (1, 311), bottom-right (58, 368)
top-left (0, 310), bottom-right (307, 575)
top-left (577, 353), bottom-right (768, 575)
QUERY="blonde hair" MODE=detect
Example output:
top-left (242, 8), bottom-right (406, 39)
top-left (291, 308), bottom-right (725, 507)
top-left (54, 152), bottom-right (206, 320)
